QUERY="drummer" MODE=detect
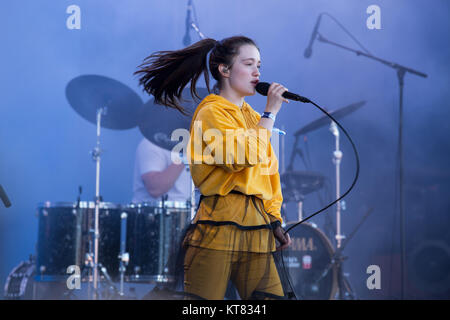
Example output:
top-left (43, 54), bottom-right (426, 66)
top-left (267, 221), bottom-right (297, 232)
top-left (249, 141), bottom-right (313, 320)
top-left (132, 137), bottom-right (191, 203)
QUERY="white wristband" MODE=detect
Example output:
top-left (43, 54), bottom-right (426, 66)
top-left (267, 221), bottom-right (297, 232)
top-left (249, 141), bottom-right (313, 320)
top-left (261, 112), bottom-right (276, 122)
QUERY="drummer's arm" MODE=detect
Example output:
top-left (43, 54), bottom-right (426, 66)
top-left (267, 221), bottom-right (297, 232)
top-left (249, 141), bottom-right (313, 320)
top-left (141, 163), bottom-right (185, 198)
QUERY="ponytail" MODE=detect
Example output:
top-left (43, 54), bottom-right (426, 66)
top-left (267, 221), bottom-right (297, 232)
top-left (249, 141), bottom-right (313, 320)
top-left (134, 35), bottom-right (259, 115)
top-left (134, 38), bottom-right (217, 115)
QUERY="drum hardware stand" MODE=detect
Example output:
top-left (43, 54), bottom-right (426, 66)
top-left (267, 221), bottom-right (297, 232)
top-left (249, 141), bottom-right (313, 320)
top-left (118, 211), bottom-right (129, 297)
top-left (87, 106), bottom-right (107, 299)
top-left (96, 263), bottom-right (121, 299)
top-left (329, 121), bottom-right (345, 249)
top-left (328, 120), bottom-right (354, 299)
top-left (81, 255), bottom-right (122, 300)
top-left (313, 207), bottom-right (373, 299)
top-left (75, 186), bottom-right (84, 273)
top-left (159, 194), bottom-right (169, 280)
top-left (83, 247), bottom-right (94, 298)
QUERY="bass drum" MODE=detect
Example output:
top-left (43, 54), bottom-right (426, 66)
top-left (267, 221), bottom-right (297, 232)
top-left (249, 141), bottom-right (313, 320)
top-left (283, 222), bottom-right (338, 300)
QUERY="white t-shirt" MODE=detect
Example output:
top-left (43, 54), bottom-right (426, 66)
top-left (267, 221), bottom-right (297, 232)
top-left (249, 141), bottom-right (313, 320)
top-left (132, 138), bottom-right (191, 203)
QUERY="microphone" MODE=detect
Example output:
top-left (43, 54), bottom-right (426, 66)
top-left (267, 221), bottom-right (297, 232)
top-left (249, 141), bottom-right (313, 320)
top-left (183, 0), bottom-right (192, 46)
top-left (0, 184), bottom-right (11, 208)
top-left (304, 14), bottom-right (322, 58)
top-left (255, 82), bottom-right (310, 103)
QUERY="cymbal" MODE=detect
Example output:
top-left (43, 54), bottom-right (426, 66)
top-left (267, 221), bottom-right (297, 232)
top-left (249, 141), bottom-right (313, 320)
top-left (138, 87), bottom-right (210, 150)
top-left (294, 101), bottom-right (366, 136)
top-left (281, 170), bottom-right (325, 201)
top-left (66, 75), bottom-right (144, 130)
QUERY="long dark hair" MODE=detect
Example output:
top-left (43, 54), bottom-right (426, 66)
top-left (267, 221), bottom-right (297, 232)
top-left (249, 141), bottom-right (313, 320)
top-left (134, 36), bottom-right (259, 115)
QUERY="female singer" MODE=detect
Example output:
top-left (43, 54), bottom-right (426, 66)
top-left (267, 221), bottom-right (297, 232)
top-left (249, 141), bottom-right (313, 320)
top-left (135, 36), bottom-right (292, 300)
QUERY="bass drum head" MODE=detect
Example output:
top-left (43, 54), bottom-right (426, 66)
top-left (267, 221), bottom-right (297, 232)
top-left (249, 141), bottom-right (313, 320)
top-left (283, 222), bottom-right (338, 300)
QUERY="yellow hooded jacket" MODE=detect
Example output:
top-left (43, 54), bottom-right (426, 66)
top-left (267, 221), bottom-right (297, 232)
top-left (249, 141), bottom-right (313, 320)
top-left (186, 94), bottom-right (283, 252)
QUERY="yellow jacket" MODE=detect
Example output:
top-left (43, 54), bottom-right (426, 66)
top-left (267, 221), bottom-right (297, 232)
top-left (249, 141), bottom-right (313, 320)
top-left (188, 94), bottom-right (283, 224)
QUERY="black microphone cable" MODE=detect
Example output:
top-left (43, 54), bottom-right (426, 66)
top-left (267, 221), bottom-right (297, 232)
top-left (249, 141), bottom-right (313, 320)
top-left (284, 98), bottom-right (360, 232)
top-left (279, 98), bottom-right (360, 300)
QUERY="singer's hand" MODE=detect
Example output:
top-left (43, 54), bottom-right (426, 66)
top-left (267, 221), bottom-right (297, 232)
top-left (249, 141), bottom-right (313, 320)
top-left (274, 225), bottom-right (291, 251)
top-left (264, 82), bottom-right (289, 115)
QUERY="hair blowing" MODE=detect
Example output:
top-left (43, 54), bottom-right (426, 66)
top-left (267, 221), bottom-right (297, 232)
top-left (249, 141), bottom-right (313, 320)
top-left (134, 36), bottom-right (259, 115)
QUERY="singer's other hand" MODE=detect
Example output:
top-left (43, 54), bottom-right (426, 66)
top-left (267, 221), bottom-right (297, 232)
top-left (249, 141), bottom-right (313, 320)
top-left (274, 225), bottom-right (292, 251)
top-left (264, 82), bottom-right (289, 115)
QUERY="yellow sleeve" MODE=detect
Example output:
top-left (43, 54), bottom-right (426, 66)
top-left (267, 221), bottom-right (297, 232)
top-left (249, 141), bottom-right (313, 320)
top-left (262, 172), bottom-right (283, 224)
top-left (192, 105), bottom-right (272, 172)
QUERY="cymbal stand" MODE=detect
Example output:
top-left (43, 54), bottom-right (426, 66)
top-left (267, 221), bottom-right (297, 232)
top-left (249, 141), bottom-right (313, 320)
top-left (329, 121), bottom-right (345, 248)
top-left (313, 208), bottom-right (373, 299)
top-left (89, 107), bottom-right (107, 299)
top-left (118, 211), bottom-right (129, 296)
top-left (328, 121), bottom-right (355, 299)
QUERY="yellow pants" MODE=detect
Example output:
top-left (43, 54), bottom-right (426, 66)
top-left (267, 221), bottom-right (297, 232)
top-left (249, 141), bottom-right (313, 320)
top-left (183, 246), bottom-right (284, 300)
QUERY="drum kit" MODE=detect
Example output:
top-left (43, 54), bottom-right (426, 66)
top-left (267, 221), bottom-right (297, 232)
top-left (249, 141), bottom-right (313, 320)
top-left (4, 75), bottom-right (366, 300)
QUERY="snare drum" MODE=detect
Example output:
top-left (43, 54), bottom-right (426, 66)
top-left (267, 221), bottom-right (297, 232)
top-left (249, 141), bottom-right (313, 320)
top-left (124, 201), bottom-right (191, 283)
top-left (284, 222), bottom-right (338, 300)
top-left (35, 201), bottom-right (122, 282)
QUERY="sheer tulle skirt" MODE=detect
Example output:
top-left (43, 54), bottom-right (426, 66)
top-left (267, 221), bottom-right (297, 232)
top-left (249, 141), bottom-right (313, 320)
top-left (158, 193), bottom-right (295, 300)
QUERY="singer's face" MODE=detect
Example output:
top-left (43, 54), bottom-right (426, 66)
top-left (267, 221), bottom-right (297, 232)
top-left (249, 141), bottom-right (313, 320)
top-left (228, 44), bottom-right (261, 96)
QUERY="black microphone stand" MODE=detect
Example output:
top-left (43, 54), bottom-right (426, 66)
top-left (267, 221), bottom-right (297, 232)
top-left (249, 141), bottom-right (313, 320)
top-left (316, 32), bottom-right (428, 299)
top-left (0, 184), bottom-right (12, 208)
top-left (182, 0), bottom-right (205, 46)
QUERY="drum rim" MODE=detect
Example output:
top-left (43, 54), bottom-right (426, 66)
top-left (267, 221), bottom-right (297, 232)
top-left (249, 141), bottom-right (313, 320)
top-left (284, 221), bottom-right (339, 300)
top-left (126, 200), bottom-right (191, 209)
top-left (37, 201), bottom-right (121, 209)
